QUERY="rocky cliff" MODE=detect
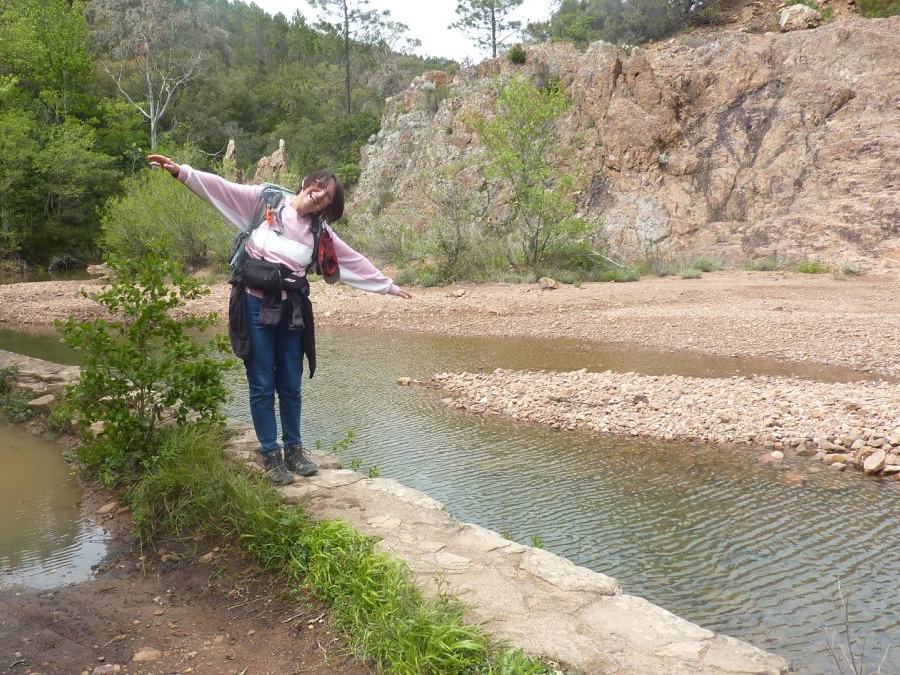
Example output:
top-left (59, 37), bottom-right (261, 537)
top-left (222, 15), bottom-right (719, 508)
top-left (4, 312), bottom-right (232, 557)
top-left (350, 18), bottom-right (900, 267)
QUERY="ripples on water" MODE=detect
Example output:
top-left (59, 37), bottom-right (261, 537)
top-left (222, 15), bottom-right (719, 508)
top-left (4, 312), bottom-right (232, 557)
top-left (226, 330), bottom-right (900, 673)
top-left (0, 426), bottom-right (108, 590)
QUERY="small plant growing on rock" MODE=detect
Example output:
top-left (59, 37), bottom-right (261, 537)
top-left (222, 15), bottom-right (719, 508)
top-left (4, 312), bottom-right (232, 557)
top-left (57, 256), bottom-right (233, 484)
top-left (506, 44), bottom-right (526, 64)
top-left (368, 465), bottom-right (381, 478)
top-left (0, 365), bottom-right (35, 422)
top-left (529, 534), bottom-right (544, 549)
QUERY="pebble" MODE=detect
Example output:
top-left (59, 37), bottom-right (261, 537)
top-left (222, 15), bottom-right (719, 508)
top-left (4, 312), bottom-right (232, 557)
top-left (132, 647), bottom-right (162, 662)
top-left (436, 368), bottom-right (900, 481)
top-left (95, 501), bottom-right (118, 515)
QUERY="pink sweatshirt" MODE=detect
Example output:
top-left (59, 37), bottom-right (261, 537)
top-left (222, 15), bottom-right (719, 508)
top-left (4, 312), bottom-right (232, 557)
top-left (177, 165), bottom-right (401, 296)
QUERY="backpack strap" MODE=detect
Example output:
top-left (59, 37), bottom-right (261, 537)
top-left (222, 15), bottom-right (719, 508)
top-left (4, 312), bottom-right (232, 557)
top-left (306, 214), bottom-right (323, 276)
top-left (228, 183), bottom-right (294, 274)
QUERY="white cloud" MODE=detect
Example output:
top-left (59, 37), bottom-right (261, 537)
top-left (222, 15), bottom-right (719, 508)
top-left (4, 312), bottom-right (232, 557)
top-left (251, 0), bottom-right (553, 63)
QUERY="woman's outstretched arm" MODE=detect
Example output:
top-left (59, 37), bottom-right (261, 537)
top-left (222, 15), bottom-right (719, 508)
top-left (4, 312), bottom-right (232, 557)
top-left (327, 225), bottom-right (412, 298)
top-left (147, 154), bottom-right (261, 232)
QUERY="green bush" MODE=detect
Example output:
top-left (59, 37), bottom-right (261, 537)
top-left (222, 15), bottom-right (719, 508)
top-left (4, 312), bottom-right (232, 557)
top-left (858, 0), bottom-right (900, 15)
top-left (100, 166), bottom-right (234, 269)
top-left (57, 256), bottom-right (233, 484)
top-left (794, 259), bottom-right (831, 274)
top-left (679, 267), bottom-right (702, 279)
top-left (506, 44), bottom-right (526, 64)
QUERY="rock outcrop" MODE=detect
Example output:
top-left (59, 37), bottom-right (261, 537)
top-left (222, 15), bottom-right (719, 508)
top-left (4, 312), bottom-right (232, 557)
top-left (350, 18), bottom-right (900, 267)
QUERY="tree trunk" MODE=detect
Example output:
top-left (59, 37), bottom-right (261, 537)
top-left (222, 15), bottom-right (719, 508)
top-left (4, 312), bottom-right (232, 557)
top-left (343, 1), bottom-right (351, 115)
top-left (490, 3), bottom-right (497, 58)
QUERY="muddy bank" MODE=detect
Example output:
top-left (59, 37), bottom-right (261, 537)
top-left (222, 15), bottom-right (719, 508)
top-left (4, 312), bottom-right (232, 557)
top-left (0, 472), bottom-right (367, 675)
top-left (1, 272), bottom-right (899, 378)
top-left (432, 369), bottom-right (900, 480)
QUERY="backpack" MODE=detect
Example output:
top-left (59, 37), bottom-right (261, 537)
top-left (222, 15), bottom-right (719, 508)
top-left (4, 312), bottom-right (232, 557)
top-left (228, 183), bottom-right (325, 282)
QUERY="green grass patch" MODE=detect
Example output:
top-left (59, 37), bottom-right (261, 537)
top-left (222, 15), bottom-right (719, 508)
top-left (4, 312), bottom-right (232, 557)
top-left (796, 0), bottom-right (834, 19)
top-left (0, 366), bottom-right (36, 422)
top-left (690, 257), bottom-right (721, 273)
top-left (129, 425), bottom-right (552, 674)
top-left (858, 0), bottom-right (900, 16)
top-left (742, 257), bottom-right (783, 272)
top-left (679, 267), bottom-right (703, 279)
top-left (793, 259), bottom-right (831, 274)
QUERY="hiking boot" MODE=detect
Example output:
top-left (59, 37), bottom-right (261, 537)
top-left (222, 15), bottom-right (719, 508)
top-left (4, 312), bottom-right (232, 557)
top-left (261, 450), bottom-right (295, 485)
top-left (283, 444), bottom-right (318, 477)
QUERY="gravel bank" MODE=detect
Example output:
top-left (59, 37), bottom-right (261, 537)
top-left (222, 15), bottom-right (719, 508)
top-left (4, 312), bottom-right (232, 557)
top-left (1, 272), bottom-right (899, 378)
top-left (432, 368), bottom-right (900, 479)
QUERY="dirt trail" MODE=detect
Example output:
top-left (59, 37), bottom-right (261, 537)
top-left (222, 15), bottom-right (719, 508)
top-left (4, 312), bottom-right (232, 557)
top-left (0, 483), bottom-right (367, 675)
top-left (3, 271), bottom-right (898, 378)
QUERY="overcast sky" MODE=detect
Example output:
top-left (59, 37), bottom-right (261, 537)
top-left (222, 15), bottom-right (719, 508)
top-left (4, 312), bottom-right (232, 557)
top-left (252, 0), bottom-right (555, 63)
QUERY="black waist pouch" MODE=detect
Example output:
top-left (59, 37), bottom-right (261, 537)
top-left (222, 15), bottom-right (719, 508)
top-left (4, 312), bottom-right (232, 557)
top-left (241, 258), bottom-right (283, 292)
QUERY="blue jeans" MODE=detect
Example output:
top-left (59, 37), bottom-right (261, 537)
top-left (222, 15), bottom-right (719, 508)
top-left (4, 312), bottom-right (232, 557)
top-left (244, 293), bottom-right (303, 455)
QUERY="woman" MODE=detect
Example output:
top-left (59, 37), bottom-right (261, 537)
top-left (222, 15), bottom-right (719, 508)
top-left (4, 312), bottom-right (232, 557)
top-left (147, 154), bottom-right (412, 485)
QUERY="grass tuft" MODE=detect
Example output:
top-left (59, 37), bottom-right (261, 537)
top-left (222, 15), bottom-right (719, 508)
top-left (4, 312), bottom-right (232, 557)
top-left (742, 257), bottom-right (782, 272)
top-left (129, 425), bottom-right (551, 674)
top-left (679, 267), bottom-right (703, 279)
top-left (793, 259), bottom-right (831, 274)
top-left (690, 256), bottom-right (721, 273)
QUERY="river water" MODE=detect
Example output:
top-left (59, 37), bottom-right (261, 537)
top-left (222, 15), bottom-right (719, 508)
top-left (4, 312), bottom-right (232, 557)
top-left (1, 328), bottom-right (898, 672)
top-left (0, 425), bottom-right (108, 590)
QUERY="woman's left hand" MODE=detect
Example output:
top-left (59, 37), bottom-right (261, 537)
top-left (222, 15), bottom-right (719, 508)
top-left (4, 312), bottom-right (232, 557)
top-left (395, 287), bottom-right (413, 299)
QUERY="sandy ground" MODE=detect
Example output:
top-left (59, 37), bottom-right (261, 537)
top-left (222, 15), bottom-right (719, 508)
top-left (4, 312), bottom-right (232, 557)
top-left (3, 271), bottom-right (899, 378)
top-left (0, 465), bottom-right (367, 675)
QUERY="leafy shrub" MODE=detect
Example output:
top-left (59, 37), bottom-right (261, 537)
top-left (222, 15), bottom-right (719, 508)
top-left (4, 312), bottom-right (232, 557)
top-left (680, 267), bottom-right (702, 279)
top-left (0, 366), bottom-right (35, 422)
top-left (507, 44), bottom-right (526, 64)
top-left (100, 166), bottom-right (234, 269)
top-left (794, 259), bottom-right (831, 274)
top-left (858, 0), bottom-right (900, 16)
top-left (57, 256), bottom-right (233, 484)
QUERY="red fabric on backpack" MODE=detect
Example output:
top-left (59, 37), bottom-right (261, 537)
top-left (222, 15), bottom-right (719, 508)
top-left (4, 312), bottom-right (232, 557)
top-left (318, 227), bottom-right (340, 283)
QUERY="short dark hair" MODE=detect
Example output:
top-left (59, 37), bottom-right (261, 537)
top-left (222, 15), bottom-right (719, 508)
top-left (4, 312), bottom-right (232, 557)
top-left (299, 170), bottom-right (344, 223)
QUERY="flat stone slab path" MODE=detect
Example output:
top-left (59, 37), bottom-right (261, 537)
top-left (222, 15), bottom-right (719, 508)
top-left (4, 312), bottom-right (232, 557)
top-left (224, 423), bottom-right (789, 674)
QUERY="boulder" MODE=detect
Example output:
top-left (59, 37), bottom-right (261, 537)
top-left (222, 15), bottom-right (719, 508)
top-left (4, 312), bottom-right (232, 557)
top-left (779, 4), bottom-right (822, 32)
top-left (863, 449), bottom-right (886, 474)
top-left (27, 393), bottom-right (55, 413)
top-left (538, 277), bottom-right (559, 290)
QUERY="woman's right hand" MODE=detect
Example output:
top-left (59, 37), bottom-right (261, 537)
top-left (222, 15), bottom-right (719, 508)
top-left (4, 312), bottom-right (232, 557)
top-left (147, 154), bottom-right (181, 177)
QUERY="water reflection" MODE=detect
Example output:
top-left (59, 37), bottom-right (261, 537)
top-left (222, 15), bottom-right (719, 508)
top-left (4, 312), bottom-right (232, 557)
top-left (0, 426), bottom-right (108, 589)
top-left (225, 329), bottom-right (900, 673)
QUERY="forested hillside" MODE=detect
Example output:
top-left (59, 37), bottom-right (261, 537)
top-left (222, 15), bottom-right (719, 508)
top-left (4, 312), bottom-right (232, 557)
top-left (0, 0), bottom-right (451, 265)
